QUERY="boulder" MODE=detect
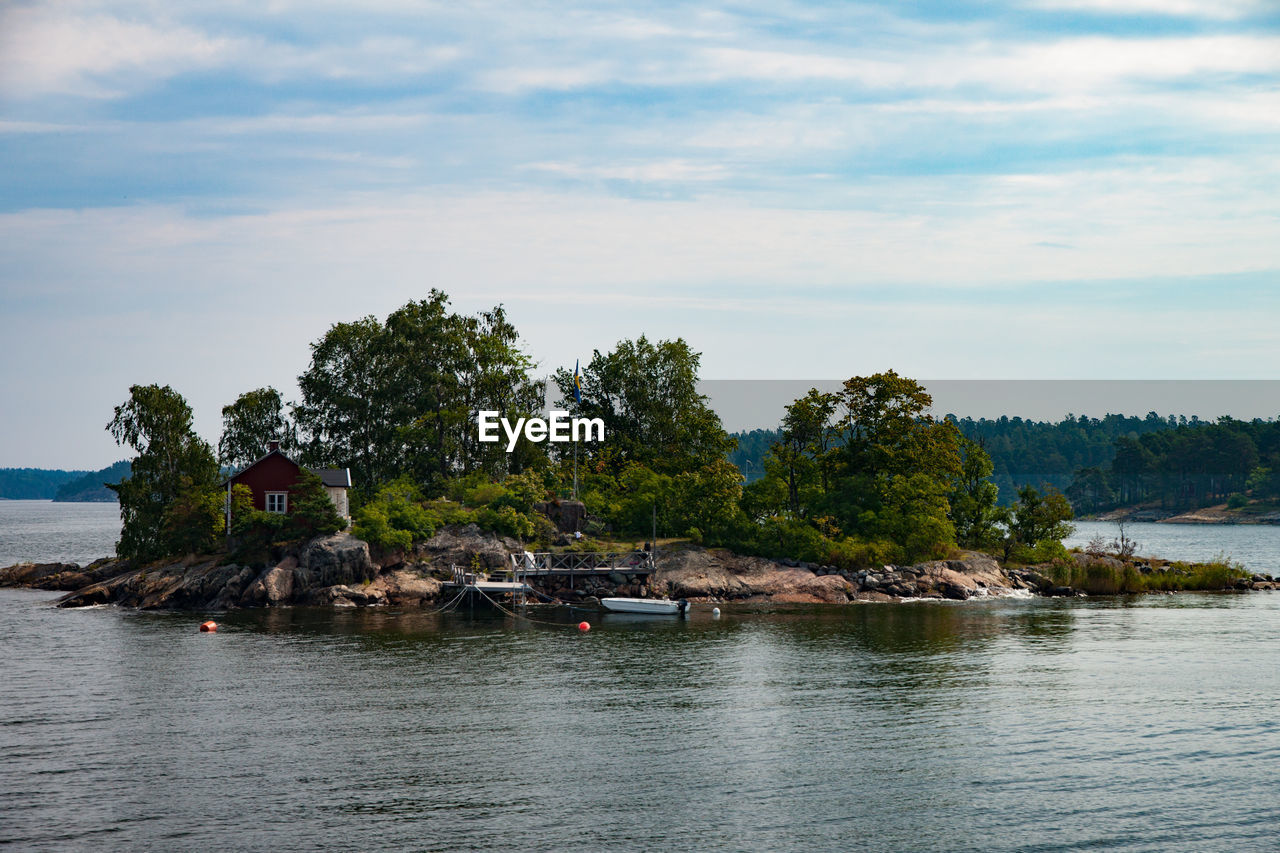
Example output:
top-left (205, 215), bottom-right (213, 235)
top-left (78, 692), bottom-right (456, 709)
top-left (241, 557), bottom-right (297, 606)
top-left (366, 568), bottom-right (442, 605)
top-left (0, 561), bottom-right (91, 591)
top-left (655, 546), bottom-right (852, 603)
top-left (414, 524), bottom-right (521, 572)
top-left (1074, 552), bottom-right (1122, 569)
top-left (296, 534), bottom-right (376, 590)
top-left (308, 584), bottom-right (387, 607)
top-left (534, 500), bottom-right (586, 533)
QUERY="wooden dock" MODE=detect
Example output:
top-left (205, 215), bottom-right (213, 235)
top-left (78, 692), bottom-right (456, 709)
top-left (510, 551), bottom-right (654, 576)
top-left (441, 566), bottom-right (531, 592)
top-left (440, 551), bottom-right (655, 606)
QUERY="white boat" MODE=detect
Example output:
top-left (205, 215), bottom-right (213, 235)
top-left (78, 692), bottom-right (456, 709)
top-left (600, 597), bottom-right (690, 615)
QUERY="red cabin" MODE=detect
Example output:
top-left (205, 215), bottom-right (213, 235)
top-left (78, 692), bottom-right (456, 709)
top-left (225, 442), bottom-right (351, 519)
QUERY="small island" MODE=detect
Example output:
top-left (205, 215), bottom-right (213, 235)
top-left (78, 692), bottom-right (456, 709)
top-left (3, 290), bottom-right (1275, 610)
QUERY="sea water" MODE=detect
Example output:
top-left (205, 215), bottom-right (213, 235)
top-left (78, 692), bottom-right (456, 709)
top-left (3, 503), bottom-right (1279, 851)
top-left (1, 591), bottom-right (1278, 851)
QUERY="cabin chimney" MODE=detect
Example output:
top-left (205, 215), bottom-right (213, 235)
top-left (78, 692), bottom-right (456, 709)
top-left (268, 440), bottom-right (280, 453)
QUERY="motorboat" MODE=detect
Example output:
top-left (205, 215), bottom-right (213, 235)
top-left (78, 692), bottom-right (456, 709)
top-left (599, 597), bottom-right (690, 615)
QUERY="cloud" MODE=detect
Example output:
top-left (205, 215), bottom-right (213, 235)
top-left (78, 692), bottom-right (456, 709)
top-left (1020, 0), bottom-right (1265, 19)
top-left (1, 0), bottom-right (1279, 466)
top-left (0, 6), bottom-right (240, 98)
top-left (524, 159), bottom-right (730, 183)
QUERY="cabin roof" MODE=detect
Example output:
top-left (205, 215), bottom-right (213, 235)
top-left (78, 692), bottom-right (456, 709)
top-left (223, 448), bottom-right (351, 490)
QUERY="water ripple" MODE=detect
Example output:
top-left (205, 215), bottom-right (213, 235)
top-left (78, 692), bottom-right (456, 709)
top-left (2, 590), bottom-right (1279, 851)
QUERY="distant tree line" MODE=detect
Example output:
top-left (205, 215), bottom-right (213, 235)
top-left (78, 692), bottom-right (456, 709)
top-left (1068, 418), bottom-right (1280, 514)
top-left (53, 461), bottom-right (131, 502)
top-left (0, 468), bottom-right (89, 500)
top-left (953, 413), bottom-right (1202, 504)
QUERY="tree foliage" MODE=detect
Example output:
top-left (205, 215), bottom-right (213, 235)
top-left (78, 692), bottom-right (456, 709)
top-left (823, 372), bottom-right (961, 555)
top-left (552, 336), bottom-right (734, 477)
top-left (107, 384), bottom-right (220, 563)
top-left (719, 372), bottom-right (978, 566)
top-left (1001, 484), bottom-right (1075, 563)
top-left (219, 386), bottom-right (293, 471)
top-left (949, 438), bottom-right (1002, 548)
top-left (294, 292), bottom-right (544, 496)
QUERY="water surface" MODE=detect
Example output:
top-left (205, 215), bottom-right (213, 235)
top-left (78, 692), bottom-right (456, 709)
top-left (1065, 520), bottom-right (1280, 571)
top-left (2, 590), bottom-right (1278, 852)
top-left (0, 500), bottom-right (120, 566)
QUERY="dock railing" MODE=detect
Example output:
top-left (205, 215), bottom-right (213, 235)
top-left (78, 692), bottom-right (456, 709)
top-left (511, 550), bottom-right (654, 575)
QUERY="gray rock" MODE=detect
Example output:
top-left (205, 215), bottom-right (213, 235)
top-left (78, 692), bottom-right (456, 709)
top-left (242, 557), bottom-right (297, 606)
top-left (297, 533), bottom-right (376, 590)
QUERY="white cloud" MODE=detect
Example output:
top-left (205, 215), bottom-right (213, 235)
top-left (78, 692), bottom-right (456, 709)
top-left (0, 6), bottom-right (240, 98)
top-left (524, 159), bottom-right (730, 182)
top-left (1022, 0), bottom-right (1264, 19)
top-left (3, 161), bottom-right (1275, 306)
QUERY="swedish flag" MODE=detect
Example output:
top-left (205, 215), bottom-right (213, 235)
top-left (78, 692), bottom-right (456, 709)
top-left (572, 359), bottom-right (583, 404)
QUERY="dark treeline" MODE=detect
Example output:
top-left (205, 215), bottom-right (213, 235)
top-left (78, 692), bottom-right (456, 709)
top-left (1069, 418), bottom-right (1280, 514)
top-left (53, 461), bottom-right (131, 502)
top-left (731, 414), bottom-right (1179, 504)
top-left (952, 413), bottom-right (1186, 505)
top-left (0, 468), bottom-right (89, 500)
top-left (727, 429), bottom-right (778, 483)
top-left (729, 412), bottom-right (1278, 516)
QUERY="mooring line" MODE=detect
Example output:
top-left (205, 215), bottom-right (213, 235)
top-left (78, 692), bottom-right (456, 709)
top-left (473, 586), bottom-right (588, 629)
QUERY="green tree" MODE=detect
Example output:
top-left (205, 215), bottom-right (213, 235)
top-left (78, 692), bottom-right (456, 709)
top-left (384, 297), bottom-right (543, 487)
top-left (1065, 465), bottom-right (1114, 515)
top-left (294, 315), bottom-right (391, 493)
top-left (552, 336), bottom-right (734, 477)
top-left (824, 371), bottom-right (962, 560)
top-left (1001, 484), bottom-right (1075, 563)
top-left (771, 389), bottom-right (839, 515)
top-left (107, 384), bottom-right (220, 563)
top-left (294, 293), bottom-right (543, 496)
top-left (162, 477), bottom-right (224, 555)
top-left (281, 470), bottom-right (346, 541)
top-left (671, 458), bottom-right (744, 540)
top-left (219, 386), bottom-right (293, 471)
top-left (1247, 465), bottom-right (1280, 500)
top-left (949, 437), bottom-right (1002, 548)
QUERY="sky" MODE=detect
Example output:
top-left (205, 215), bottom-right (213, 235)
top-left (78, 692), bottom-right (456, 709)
top-left (1, 0), bottom-right (1278, 469)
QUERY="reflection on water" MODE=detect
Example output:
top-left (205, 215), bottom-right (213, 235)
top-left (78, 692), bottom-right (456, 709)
top-left (3, 591), bottom-right (1278, 852)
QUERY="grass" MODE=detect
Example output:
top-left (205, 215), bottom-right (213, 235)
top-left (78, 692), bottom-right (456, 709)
top-left (1047, 557), bottom-right (1250, 595)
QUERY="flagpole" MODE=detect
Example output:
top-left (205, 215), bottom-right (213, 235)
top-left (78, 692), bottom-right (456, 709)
top-left (572, 358), bottom-right (581, 502)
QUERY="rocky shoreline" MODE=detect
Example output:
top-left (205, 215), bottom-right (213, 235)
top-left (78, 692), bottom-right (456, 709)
top-left (2, 524), bottom-right (1275, 611)
top-left (1093, 505), bottom-right (1280, 525)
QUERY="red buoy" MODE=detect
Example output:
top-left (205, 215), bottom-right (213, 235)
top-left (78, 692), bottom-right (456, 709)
top-left (199, 621), bottom-right (218, 632)
top-left (578, 621), bottom-right (591, 631)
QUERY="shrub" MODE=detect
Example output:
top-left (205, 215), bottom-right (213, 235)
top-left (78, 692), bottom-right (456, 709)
top-left (1048, 556), bottom-right (1248, 595)
top-left (824, 536), bottom-right (901, 570)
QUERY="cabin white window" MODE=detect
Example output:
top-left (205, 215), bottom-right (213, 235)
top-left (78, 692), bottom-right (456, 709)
top-left (265, 492), bottom-right (288, 514)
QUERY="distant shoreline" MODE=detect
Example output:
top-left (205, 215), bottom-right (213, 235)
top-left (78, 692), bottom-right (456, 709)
top-left (0, 497), bottom-right (119, 504)
top-left (1085, 505), bottom-right (1280, 526)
